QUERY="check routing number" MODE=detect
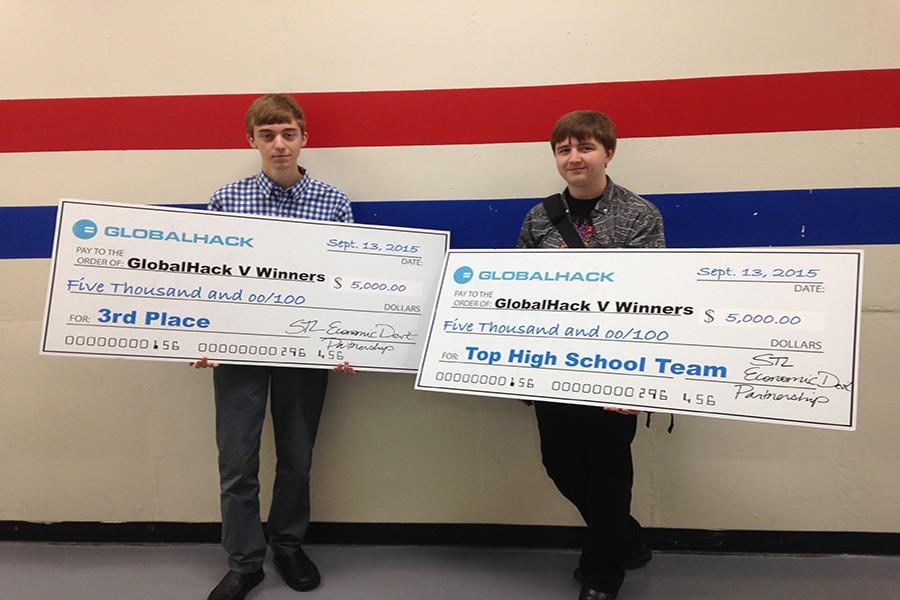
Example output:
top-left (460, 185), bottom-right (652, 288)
top-left (415, 249), bottom-right (862, 429)
top-left (41, 200), bottom-right (449, 372)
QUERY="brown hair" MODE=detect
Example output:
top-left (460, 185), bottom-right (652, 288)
top-left (550, 110), bottom-right (616, 152)
top-left (245, 94), bottom-right (306, 137)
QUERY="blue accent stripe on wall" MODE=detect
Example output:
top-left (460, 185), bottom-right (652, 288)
top-left (2, 187), bottom-right (898, 259)
top-left (2, 205), bottom-right (58, 260)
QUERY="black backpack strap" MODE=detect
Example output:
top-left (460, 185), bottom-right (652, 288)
top-left (542, 193), bottom-right (585, 248)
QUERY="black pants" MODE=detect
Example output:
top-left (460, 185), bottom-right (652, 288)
top-left (535, 401), bottom-right (644, 593)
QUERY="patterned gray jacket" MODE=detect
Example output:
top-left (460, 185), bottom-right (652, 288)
top-left (516, 177), bottom-right (665, 250)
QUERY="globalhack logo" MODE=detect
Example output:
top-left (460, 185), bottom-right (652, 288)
top-left (453, 265), bottom-right (613, 284)
top-left (453, 266), bottom-right (474, 284)
top-left (72, 219), bottom-right (99, 240)
top-left (68, 216), bottom-right (254, 248)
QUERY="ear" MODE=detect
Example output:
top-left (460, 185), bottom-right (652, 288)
top-left (605, 147), bottom-right (616, 165)
top-left (300, 130), bottom-right (309, 148)
top-left (247, 133), bottom-right (257, 149)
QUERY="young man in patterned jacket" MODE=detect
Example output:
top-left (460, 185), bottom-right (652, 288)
top-left (517, 110), bottom-right (665, 600)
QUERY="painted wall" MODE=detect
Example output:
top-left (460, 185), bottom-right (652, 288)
top-left (1, 1), bottom-right (898, 532)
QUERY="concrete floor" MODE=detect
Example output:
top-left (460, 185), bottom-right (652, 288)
top-left (1, 542), bottom-right (898, 600)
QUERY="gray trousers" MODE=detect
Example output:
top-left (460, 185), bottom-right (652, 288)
top-left (213, 364), bottom-right (327, 573)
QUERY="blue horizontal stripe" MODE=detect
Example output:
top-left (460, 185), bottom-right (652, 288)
top-left (1, 187), bottom-right (898, 259)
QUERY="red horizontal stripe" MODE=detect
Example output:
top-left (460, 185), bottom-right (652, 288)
top-left (2, 69), bottom-right (898, 152)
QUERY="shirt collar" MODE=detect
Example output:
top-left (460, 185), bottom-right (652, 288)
top-left (254, 166), bottom-right (309, 200)
top-left (563, 176), bottom-right (616, 213)
top-left (596, 175), bottom-right (616, 210)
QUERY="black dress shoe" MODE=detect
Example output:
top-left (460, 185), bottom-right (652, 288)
top-left (274, 547), bottom-right (321, 591)
top-left (207, 569), bottom-right (264, 600)
top-left (579, 586), bottom-right (618, 600)
top-left (624, 543), bottom-right (652, 569)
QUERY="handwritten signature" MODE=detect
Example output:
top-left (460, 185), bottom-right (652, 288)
top-left (286, 318), bottom-right (417, 342)
top-left (744, 354), bottom-right (853, 392)
top-left (322, 338), bottom-right (396, 355)
top-left (733, 384), bottom-right (830, 407)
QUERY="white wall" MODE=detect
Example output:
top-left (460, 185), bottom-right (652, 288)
top-left (1, 0), bottom-right (898, 532)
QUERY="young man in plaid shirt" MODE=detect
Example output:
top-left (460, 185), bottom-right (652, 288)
top-left (196, 94), bottom-right (354, 600)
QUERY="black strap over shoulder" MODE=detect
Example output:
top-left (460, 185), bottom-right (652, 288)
top-left (543, 193), bottom-right (585, 248)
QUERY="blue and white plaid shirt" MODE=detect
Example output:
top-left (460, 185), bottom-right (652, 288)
top-left (210, 168), bottom-right (353, 223)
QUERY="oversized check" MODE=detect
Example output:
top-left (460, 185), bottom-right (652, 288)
top-left (41, 200), bottom-right (449, 372)
top-left (415, 249), bottom-right (862, 429)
